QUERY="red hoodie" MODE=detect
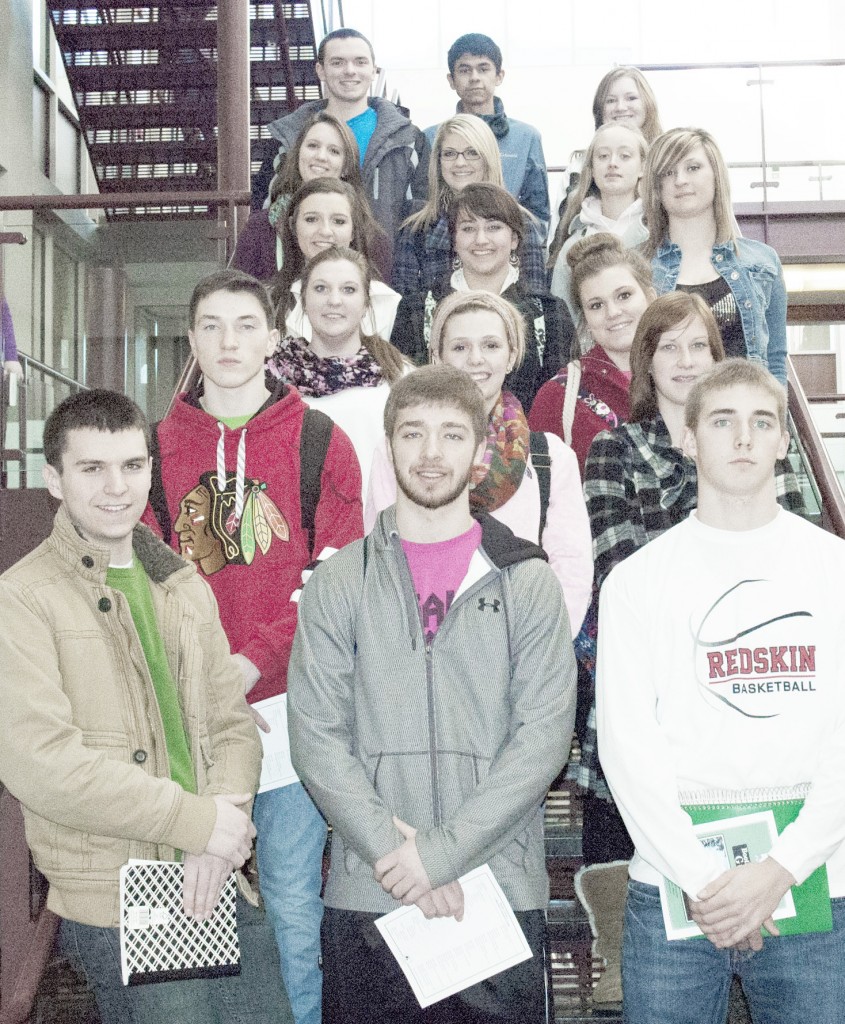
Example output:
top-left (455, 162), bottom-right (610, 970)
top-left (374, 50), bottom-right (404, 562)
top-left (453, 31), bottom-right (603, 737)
top-left (144, 382), bottom-right (363, 702)
top-left (528, 345), bottom-right (631, 479)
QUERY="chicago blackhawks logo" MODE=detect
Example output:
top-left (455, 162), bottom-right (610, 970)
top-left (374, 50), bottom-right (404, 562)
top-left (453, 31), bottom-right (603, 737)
top-left (174, 470), bottom-right (289, 575)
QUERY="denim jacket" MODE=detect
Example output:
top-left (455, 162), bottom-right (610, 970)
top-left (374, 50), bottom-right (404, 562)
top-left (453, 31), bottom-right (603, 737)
top-left (651, 237), bottom-right (787, 385)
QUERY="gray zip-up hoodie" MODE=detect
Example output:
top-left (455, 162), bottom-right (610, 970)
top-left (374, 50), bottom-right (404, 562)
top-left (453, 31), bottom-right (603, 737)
top-left (288, 508), bottom-right (576, 913)
top-left (261, 97), bottom-right (430, 246)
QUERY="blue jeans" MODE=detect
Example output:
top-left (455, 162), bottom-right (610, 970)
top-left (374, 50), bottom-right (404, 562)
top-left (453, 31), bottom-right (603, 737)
top-left (253, 781), bottom-right (327, 1024)
top-left (622, 880), bottom-right (845, 1024)
top-left (59, 893), bottom-right (292, 1024)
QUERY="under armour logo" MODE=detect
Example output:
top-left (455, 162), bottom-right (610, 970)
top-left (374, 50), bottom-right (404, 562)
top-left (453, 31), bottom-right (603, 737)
top-left (478, 598), bottom-right (501, 613)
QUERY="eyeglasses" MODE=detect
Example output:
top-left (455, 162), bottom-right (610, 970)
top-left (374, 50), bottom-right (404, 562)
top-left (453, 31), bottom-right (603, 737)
top-left (440, 147), bottom-right (482, 163)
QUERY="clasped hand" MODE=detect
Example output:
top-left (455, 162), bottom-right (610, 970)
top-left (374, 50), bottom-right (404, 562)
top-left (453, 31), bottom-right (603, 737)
top-left (182, 791), bottom-right (257, 920)
top-left (373, 816), bottom-right (464, 921)
top-left (689, 857), bottom-right (795, 950)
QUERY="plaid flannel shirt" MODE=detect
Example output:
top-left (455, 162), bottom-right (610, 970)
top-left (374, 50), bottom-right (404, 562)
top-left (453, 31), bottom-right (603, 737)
top-left (392, 212), bottom-right (548, 297)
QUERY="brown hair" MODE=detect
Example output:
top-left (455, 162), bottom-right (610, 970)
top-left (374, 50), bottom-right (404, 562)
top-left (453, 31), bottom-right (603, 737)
top-left (685, 358), bottom-right (787, 431)
top-left (629, 292), bottom-right (725, 422)
top-left (44, 390), bottom-right (149, 471)
top-left (270, 111), bottom-right (363, 202)
top-left (317, 27), bottom-right (375, 64)
top-left (641, 127), bottom-right (737, 259)
top-left (592, 67), bottom-right (662, 143)
top-left (384, 364), bottom-right (487, 447)
top-left (273, 177), bottom-right (384, 316)
top-left (447, 182), bottom-right (525, 247)
top-left (566, 233), bottom-right (654, 352)
top-left (299, 245), bottom-right (407, 384)
top-left (190, 268), bottom-right (274, 328)
top-left (428, 289), bottom-right (526, 370)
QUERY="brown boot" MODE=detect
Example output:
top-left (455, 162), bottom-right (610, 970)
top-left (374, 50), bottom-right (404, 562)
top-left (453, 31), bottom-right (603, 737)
top-left (574, 860), bottom-right (629, 1004)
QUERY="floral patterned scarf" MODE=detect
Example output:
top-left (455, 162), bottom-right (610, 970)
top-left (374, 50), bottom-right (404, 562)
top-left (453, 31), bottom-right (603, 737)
top-left (266, 336), bottom-right (384, 397)
top-left (469, 390), bottom-right (529, 514)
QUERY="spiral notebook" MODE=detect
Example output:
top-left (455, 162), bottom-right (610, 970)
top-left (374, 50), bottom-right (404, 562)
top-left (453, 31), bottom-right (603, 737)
top-left (119, 860), bottom-right (240, 986)
top-left (659, 784), bottom-right (832, 940)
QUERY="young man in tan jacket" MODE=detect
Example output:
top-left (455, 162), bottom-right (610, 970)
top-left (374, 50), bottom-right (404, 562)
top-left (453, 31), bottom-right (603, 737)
top-left (0, 390), bottom-right (292, 1024)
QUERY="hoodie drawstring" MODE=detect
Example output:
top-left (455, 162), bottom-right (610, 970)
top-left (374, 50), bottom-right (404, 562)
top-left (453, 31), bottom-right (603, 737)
top-left (216, 422), bottom-right (248, 526)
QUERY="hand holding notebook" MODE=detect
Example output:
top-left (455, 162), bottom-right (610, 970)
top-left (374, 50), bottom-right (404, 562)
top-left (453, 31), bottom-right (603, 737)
top-left (658, 787), bottom-right (832, 942)
top-left (689, 856), bottom-right (797, 949)
top-left (120, 860), bottom-right (240, 986)
top-left (183, 852), bottom-right (236, 920)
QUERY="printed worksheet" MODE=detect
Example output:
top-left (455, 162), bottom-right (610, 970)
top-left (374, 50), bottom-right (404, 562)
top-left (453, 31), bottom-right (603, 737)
top-left (374, 864), bottom-right (532, 1007)
top-left (252, 693), bottom-right (299, 792)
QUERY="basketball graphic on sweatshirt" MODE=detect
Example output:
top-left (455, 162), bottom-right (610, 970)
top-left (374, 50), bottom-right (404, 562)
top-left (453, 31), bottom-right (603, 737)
top-left (692, 578), bottom-right (817, 719)
top-left (174, 470), bottom-right (289, 575)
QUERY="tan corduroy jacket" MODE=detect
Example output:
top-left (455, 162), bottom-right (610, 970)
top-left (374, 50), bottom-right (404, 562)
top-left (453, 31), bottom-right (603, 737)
top-left (0, 506), bottom-right (261, 927)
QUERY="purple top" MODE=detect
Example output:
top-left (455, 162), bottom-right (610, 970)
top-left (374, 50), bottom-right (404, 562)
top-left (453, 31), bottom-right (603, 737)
top-left (230, 208), bottom-right (394, 286)
top-left (2, 298), bottom-right (18, 363)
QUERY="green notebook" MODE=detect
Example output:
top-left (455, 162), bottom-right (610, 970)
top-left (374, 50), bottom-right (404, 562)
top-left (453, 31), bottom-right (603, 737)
top-left (659, 784), bottom-right (832, 940)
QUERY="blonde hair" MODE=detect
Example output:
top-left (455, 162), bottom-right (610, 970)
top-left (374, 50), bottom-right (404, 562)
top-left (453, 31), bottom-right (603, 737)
top-left (641, 127), bottom-right (737, 258)
top-left (403, 115), bottom-right (504, 234)
top-left (592, 67), bottom-right (662, 143)
top-left (428, 290), bottom-right (526, 371)
top-left (548, 122), bottom-right (648, 269)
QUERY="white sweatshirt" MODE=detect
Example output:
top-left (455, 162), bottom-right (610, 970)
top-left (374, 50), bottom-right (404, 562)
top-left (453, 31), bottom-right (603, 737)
top-left (549, 196), bottom-right (648, 319)
top-left (597, 508), bottom-right (845, 899)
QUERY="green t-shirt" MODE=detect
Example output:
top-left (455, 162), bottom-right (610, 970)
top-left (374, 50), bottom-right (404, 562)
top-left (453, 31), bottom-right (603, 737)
top-left (106, 560), bottom-right (198, 797)
top-left (216, 412), bottom-right (252, 429)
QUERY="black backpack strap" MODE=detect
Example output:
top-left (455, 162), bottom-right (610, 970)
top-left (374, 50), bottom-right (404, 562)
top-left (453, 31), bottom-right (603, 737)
top-left (529, 431), bottom-right (551, 546)
top-left (300, 407), bottom-right (334, 559)
top-left (148, 421), bottom-right (172, 546)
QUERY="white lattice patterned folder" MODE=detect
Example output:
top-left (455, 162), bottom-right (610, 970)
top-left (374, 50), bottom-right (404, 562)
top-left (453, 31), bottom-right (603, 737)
top-left (119, 860), bottom-right (240, 986)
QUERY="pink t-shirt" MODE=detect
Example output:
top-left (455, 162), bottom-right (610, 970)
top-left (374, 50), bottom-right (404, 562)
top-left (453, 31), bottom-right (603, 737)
top-left (401, 521), bottom-right (482, 644)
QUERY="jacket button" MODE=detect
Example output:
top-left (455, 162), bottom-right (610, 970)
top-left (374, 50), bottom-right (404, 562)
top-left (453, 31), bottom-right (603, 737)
top-left (745, 300), bottom-right (752, 308)
top-left (132, 749), bottom-right (148, 764)
top-left (98, 597), bottom-right (112, 612)
top-left (81, 556), bottom-right (94, 568)
top-left (731, 271), bottom-right (739, 280)
top-left (715, 254), bottom-right (724, 262)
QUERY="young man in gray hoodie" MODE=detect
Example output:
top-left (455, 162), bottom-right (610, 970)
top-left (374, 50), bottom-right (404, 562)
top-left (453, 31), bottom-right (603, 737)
top-left (288, 364), bottom-right (576, 1022)
top-left (252, 28), bottom-right (429, 258)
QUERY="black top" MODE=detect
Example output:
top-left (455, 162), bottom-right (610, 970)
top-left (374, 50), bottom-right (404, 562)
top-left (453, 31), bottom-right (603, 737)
top-left (677, 276), bottom-right (746, 359)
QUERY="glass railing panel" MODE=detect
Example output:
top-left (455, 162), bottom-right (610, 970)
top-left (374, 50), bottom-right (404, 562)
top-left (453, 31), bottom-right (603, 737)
top-left (548, 62), bottom-right (844, 206)
top-left (786, 361), bottom-right (845, 538)
top-left (761, 65), bottom-right (845, 172)
top-left (808, 398), bottom-right (845, 491)
top-left (788, 411), bottom-right (824, 523)
top-left (768, 161), bottom-right (845, 203)
top-left (647, 66), bottom-right (765, 162)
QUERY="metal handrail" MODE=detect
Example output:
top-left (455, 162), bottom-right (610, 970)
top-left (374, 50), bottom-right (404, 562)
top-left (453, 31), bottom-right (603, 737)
top-left (787, 357), bottom-right (845, 537)
top-left (0, 190), bottom-right (251, 211)
top-left (17, 353), bottom-right (88, 391)
top-left (0, 354), bottom-right (87, 490)
top-left (0, 190), bottom-right (253, 261)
